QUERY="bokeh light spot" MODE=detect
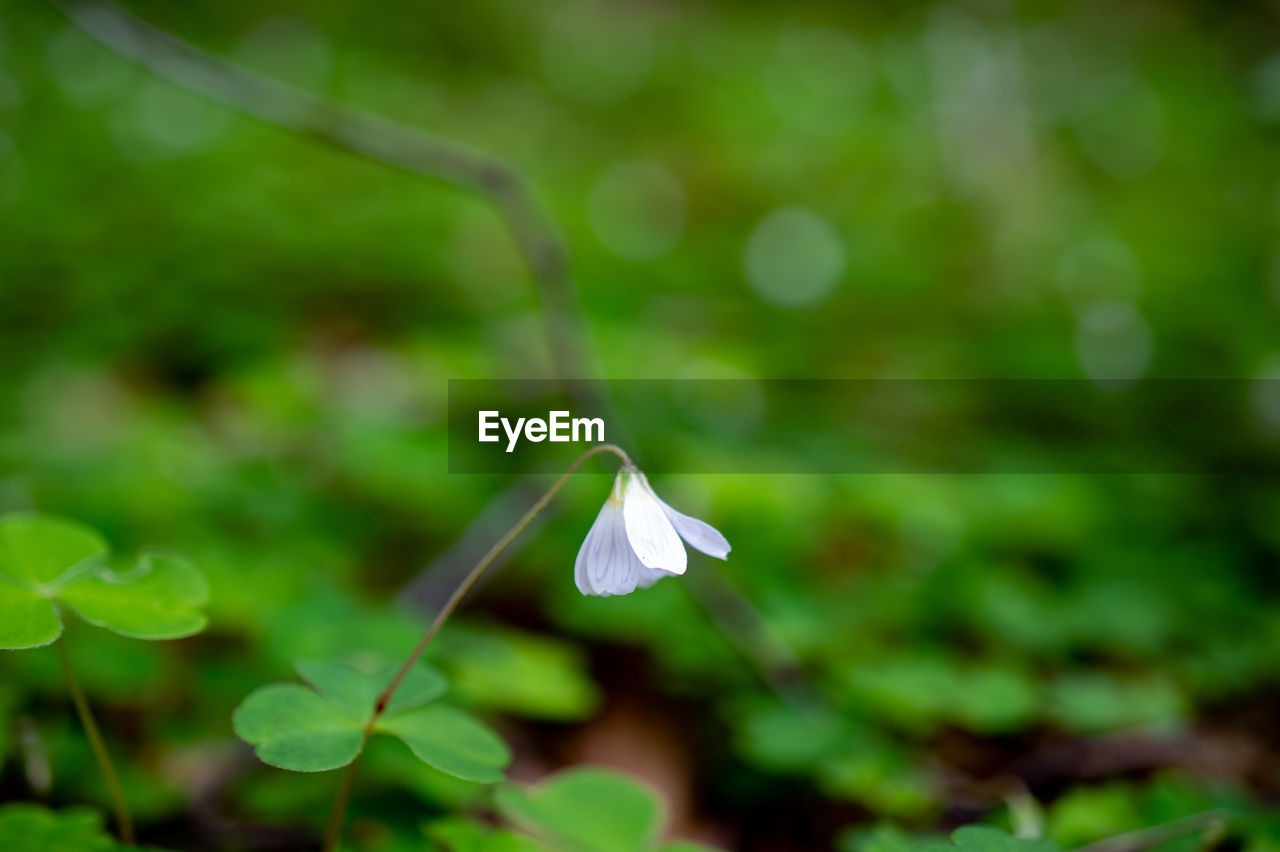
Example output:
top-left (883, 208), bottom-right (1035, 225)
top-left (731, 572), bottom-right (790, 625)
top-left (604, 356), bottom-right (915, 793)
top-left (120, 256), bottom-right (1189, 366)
top-left (1074, 300), bottom-right (1153, 384)
top-left (1251, 353), bottom-right (1280, 435)
top-left (744, 207), bottom-right (845, 308)
top-left (1250, 53), bottom-right (1280, 122)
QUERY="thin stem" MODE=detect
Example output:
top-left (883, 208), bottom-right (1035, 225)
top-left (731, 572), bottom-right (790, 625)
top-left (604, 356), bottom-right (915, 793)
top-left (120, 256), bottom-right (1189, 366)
top-left (56, 640), bottom-right (135, 845)
top-left (321, 443), bottom-right (630, 852)
top-left (375, 442), bottom-right (630, 714)
top-left (322, 728), bottom-right (371, 852)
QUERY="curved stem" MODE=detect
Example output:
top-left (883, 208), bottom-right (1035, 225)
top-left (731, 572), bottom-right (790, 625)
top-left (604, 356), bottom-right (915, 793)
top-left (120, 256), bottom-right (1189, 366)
top-left (322, 443), bottom-right (630, 851)
top-left (56, 640), bottom-right (134, 844)
top-left (45, 0), bottom-right (597, 386)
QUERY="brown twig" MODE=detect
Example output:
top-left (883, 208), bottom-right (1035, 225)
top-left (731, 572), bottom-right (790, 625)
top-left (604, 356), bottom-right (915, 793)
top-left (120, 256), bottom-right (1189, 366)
top-left (44, 0), bottom-right (596, 384)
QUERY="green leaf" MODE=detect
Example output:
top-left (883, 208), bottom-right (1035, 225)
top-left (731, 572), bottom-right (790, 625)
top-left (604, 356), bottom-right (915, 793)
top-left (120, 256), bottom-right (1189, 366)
top-left (428, 816), bottom-right (555, 852)
top-left (232, 684), bottom-right (363, 772)
top-left (0, 514), bottom-right (207, 648)
top-left (0, 803), bottom-right (117, 851)
top-left (59, 554), bottom-right (209, 640)
top-left (434, 624), bottom-right (600, 721)
top-left (377, 703), bottom-right (510, 783)
top-left (0, 514), bottom-right (107, 586)
top-left (918, 826), bottom-right (1062, 852)
top-left (0, 582), bottom-right (62, 649)
top-left (1045, 783), bottom-right (1141, 848)
top-left (953, 664), bottom-right (1037, 733)
top-left (1046, 673), bottom-right (1186, 734)
top-left (232, 658), bottom-right (509, 782)
top-left (496, 767), bottom-right (662, 852)
top-left (296, 657), bottom-right (446, 720)
top-left (841, 824), bottom-right (930, 852)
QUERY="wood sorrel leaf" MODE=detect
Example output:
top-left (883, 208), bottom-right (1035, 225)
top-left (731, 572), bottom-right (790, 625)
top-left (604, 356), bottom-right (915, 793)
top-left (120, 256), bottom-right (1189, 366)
top-left (495, 767), bottom-right (663, 852)
top-left (297, 658), bottom-right (447, 720)
top-left (0, 514), bottom-right (106, 586)
top-left (919, 827), bottom-right (1063, 852)
top-left (233, 658), bottom-right (509, 782)
top-left (58, 554), bottom-right (209, 640)
top-left (0, 514), bottom-right (207, 649)
top-left (232, 684), bottom-right (364, 772)
top-left (0, 803), bottom-right (121, 851)
top-left (0, 584), bottom-right (63, 650)
top-left (375, 703), bottom-right (510, 783)
top-left (427, 816), bottom-right (555, 852)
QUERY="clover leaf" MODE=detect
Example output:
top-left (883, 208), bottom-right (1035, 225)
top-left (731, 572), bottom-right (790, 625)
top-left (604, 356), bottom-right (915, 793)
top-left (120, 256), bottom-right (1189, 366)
top-left (0, 804), bottom-right (115, 852)
top-left (495, 767), bottom-right (723, 852)
top-left (918, 827), bottom-right (1062, 852)
top-left (0, 513), bottom-right (208, 650)
top-left (0, 802), bottom-right (172, 851)
top-left (427, 816), bottom-right (556, 852)
top-left (233, 658), bottom-right (509, 782)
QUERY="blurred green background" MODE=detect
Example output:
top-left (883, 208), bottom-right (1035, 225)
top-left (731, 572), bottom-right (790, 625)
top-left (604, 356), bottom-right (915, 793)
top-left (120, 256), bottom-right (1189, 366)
top-left (1, 0), bottom-right (1279, 849)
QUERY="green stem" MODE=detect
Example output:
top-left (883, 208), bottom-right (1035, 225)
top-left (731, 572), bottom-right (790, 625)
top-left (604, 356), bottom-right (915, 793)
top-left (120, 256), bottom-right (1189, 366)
top-left (321, 443), bottom-right (631, 852)
top-left (56, 639), bottom-right (134, 845)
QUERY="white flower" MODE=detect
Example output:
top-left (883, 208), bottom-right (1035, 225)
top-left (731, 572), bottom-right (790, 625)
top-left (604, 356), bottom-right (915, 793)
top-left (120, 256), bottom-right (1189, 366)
top-left (575, 467), bottom-right (730, 597)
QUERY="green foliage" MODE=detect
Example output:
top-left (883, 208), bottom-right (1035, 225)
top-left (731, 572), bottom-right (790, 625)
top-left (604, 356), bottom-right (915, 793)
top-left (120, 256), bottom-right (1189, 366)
top-left (1046, 674), bottom-right (1186, 734)
top-left (495, 767), bottom-right (721, 852)
top-left (843, 655), bottom-right (1038, 735)
top-left (496, 768), bottom-right (660, 852)
top-left (0, 803), bottom-right (171, 852)
top-left (0, 514), bottom-right (207, 648)
top-left (428, 817), bottom-right (554, 852)
top-left (842, 824), bottom-right (933, 852)
top-left (918, 827), bottom-right (1062, 852)
top-left (432, 623), bottom-right (602, 721)
top-left (0, 0), bottom-right (1278, 847)
top-left (233, 658), bottom-right (509, 781)
top-left (0, 804), bottom-right (115, 852)
top-left (1046, 784), bottom-right (1143, 849)
top-left (732, 699), bottom-right (933, 818)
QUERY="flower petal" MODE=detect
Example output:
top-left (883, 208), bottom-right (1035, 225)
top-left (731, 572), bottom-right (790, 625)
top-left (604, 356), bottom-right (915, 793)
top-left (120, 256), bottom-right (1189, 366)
top-left (635, 472), bottom-right (730, 560)
top-left (634, 562), bottom-right (669, 589)
top-left (574, 476), bottom-right (639, 597)
top-left (622, 472), bottom-right (687, 575)
top-left (651, 489), bottom-right (731, 560)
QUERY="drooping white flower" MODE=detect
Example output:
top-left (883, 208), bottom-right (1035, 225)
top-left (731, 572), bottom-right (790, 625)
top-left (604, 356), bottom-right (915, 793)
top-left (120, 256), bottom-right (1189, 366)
top-left (575, 467), bottom-right (730, 597)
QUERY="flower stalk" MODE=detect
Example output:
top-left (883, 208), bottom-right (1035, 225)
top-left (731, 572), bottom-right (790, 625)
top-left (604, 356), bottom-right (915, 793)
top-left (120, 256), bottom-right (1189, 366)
top-left (322, 443), bottom-right (632, 851)
top-left (56, 639), bottom-right (134, 845)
